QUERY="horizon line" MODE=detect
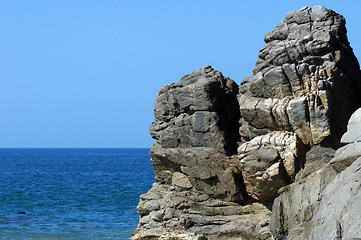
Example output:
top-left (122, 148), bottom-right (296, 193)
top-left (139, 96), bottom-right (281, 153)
top-left (0, 147), bottom-right (151, 149)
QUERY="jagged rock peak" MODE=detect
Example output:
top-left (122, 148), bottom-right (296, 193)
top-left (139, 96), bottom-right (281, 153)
top-left (256, 5), bottom-right (353, 75)
top-left (179, 65), bottom-right (222, 85)
top-left (264, 6), bottom-right (345, 43)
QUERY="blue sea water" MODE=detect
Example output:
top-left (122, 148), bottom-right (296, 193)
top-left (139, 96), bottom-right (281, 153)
top-left (0, 148), bottom-right (155, 240)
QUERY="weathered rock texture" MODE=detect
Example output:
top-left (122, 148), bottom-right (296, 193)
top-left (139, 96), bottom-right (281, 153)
top-left (132, 6), bottom-right (361, 240)
top-left (242, 5), bottom-right (361, 148)
top-left (271, 108), bottom-right (361, 239)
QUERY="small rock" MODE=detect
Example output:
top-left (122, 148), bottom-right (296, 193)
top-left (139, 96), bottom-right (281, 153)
top-left (172, 172), bottom-right (193, 189)
top-left (258, 146), bottom-right (279, 162)
top-left (188, 194), bottom-right (210, 202)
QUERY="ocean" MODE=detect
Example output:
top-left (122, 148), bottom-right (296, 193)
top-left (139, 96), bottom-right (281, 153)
top-left (0, 148), bottom-right (155, 240)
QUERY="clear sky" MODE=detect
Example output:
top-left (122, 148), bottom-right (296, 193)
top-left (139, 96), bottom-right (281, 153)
top-left (1, 0), bottom-right (360, 148)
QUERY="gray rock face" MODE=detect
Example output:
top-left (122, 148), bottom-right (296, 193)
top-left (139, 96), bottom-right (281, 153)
top-left (271, 158), bottom-right (361, 239)
top-left (133, 6), bottom-right (361, 240)
top-left (271, 108), bottom-right (361, 239)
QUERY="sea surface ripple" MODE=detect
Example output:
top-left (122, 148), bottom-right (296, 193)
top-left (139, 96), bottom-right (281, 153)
top-left (0, 148), bottom-right (154, 239)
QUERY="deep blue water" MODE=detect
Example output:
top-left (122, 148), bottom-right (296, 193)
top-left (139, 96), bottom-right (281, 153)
top-left (0, 148), bottom-right (155, 239)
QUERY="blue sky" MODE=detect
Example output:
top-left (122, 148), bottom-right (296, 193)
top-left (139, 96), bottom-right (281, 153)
top-left (1, 1), bottom-right (360, 148)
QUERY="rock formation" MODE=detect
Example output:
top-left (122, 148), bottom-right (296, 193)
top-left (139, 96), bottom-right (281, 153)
top-left (132, 6), bottom-right (361, 240)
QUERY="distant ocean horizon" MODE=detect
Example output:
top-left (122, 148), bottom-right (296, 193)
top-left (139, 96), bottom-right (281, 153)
top-left (0, 148), bottom-right (155, 239)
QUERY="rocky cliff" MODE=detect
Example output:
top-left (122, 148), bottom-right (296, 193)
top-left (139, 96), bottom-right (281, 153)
top-left (271, 108), bottom-right (361, 239)
top-left (132, 6), bottom-right (361, 240)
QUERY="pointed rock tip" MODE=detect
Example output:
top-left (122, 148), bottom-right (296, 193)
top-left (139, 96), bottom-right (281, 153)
top-left (179, 65), bottom-right (215, 85)
top-left (202, 65), bottom-right (214, 73)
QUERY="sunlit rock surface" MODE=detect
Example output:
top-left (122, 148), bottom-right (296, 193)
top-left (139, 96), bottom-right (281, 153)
top-left (271, 108), bottom-right (361, 239)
